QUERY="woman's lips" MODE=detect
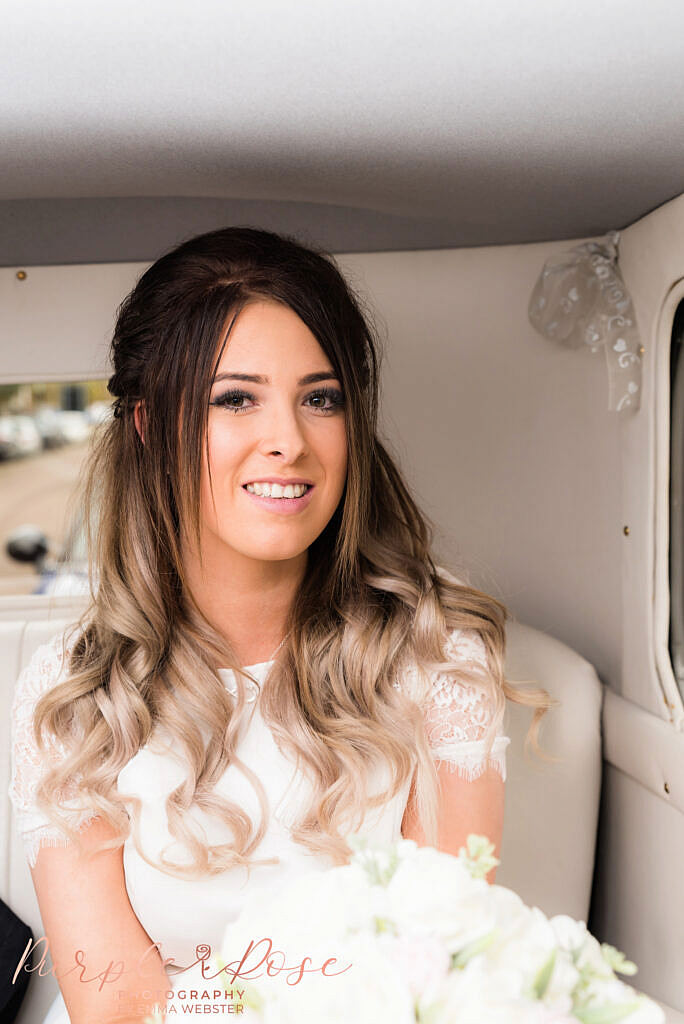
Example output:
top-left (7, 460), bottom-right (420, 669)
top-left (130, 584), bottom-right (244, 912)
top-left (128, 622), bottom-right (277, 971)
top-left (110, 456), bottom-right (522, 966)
top-left (241, 484), bottom-right (315, 515)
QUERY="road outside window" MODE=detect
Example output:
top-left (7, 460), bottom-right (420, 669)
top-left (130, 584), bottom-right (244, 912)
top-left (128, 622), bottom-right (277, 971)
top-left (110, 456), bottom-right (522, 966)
top-left (0, 379), bottom-right (110, 597)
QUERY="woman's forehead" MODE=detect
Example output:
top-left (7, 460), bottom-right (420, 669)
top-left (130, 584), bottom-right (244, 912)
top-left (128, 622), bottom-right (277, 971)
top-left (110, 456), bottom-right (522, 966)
top-left (214, 300), bottom-right (334, 376)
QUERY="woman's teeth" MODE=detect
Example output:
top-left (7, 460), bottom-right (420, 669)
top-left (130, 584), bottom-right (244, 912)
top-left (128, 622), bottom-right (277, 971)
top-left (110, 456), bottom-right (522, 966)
top-left (245, 482), bottom-right (310, 498)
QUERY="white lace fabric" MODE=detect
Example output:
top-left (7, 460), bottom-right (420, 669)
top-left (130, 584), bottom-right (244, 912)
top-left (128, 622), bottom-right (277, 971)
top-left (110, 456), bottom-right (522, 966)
top-left (9, 629), bottom-right (100, 868)
top-left (9, 624), bottom-right (509, 868)
top-left (397, 625), bottom-right (509, 781)
top-left (415, 563), bottom-right (510, 778)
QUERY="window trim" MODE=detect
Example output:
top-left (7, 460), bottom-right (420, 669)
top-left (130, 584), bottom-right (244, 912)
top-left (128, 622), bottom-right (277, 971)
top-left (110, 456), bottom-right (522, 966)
top-left (654, 278), bottom-right (684, 727)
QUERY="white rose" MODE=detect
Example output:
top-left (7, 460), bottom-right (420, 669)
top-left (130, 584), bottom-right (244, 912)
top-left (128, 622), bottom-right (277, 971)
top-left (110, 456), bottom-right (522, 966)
top-left (221, 861), bottom-right (386, 969)
top-left (621, 997), bottom-right (667, 1024)
top-left (254, 932), bottom-right (415, 1024)
top-left (549, 914), bottom-right (589, 952)
top-left (581, 976), bottom-right (665, 1023)
top-left (487, 905), bottom-right (560, 994)
top-left (430, 959), bottom-right (570, 1024)
top-left (542, 950), bottom-right (579, 1015)
top-left (387, 846), bottom-right (494, 951)
top-left (386, 931), bottom-right (451, 999)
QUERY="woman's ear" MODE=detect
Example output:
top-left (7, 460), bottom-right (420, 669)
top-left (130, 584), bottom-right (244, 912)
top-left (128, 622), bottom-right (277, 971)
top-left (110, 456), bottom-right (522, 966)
top-left (133, 400), bottom-right (146, 445)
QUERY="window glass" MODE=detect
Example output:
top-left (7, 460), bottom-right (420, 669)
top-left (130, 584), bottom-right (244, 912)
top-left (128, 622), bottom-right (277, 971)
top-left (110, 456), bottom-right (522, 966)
top-left (669, 301), bottom-right (684, 697)
top-left (0, 379), bottom-right (111, 597)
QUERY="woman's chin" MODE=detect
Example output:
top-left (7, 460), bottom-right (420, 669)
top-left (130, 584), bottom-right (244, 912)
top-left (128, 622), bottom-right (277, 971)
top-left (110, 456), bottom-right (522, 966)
top-left (230, 538), bottom-right (313, 565)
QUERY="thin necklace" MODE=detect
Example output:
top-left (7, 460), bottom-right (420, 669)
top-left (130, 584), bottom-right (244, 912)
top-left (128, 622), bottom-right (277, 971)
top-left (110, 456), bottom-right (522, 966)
top-left (235, 632), bottom-right (290, 704)
top-left (267, 631), bottom-right (290, 663)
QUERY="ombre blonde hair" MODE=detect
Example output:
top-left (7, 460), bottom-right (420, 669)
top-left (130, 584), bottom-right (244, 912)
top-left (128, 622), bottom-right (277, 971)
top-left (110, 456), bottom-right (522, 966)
top-left (32, 227), bottom-right (551, 878)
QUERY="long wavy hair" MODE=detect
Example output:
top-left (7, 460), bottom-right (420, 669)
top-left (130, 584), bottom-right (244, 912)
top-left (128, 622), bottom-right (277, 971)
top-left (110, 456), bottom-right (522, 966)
top-left (33, 226), bottom-right (551, 877)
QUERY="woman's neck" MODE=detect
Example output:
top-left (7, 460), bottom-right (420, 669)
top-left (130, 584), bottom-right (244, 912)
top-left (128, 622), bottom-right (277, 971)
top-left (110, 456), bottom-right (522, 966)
top-left (181, 536), bottom-right (307, 666)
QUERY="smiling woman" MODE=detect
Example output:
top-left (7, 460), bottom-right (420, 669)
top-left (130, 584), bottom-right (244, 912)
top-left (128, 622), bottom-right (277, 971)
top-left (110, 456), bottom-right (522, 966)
top-left (133, 298), bottom-right (349, 667)
top-left (8, 226), bottom-right (549, 1023)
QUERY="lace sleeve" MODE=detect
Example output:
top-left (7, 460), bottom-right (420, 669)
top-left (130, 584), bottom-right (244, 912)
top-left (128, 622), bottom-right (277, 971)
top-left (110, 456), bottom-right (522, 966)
top-left (8, 626), bottom-right (99, 868)
top-left (420, 627), bottom-right (510, 782)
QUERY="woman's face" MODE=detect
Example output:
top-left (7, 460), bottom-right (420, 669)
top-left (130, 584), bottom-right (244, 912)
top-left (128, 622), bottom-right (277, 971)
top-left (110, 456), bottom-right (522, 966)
top-left (195, 298), bottom-right (348, 570)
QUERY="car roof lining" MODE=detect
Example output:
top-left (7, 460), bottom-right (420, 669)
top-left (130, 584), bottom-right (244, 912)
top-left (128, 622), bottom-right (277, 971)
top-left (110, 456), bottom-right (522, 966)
top-left (1, 0), bottom-right (683, 257)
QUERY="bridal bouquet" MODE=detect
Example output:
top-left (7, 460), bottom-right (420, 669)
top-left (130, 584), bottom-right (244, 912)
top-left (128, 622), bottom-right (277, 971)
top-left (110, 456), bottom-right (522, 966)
top-left (209, 836), bottom-right (663, 1024)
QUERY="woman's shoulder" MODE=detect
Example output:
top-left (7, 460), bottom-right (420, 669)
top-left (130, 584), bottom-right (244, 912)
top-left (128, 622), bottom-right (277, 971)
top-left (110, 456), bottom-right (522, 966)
top-left (10, 621), bottom-right (86, 767)
top-left (397, 621), bottom-right (491, 708)
top-left (432, 563), bottom-right (493, 669)
top-left (399, 564), bottom-right (491, 685)
top-left (9, 621), bottom-right (97, 866)
top-left (397, 566), bottom-right (509, 780)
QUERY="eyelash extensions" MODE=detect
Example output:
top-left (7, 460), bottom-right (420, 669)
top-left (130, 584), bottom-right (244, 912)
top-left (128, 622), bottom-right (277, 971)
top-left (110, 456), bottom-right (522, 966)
top-left (210, 386), bottom-right (345, 415)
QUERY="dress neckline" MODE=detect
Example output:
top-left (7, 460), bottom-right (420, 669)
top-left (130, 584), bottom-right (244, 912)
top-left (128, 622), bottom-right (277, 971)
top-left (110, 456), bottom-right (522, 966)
top-left (217, 660), bottom-right (273, 703)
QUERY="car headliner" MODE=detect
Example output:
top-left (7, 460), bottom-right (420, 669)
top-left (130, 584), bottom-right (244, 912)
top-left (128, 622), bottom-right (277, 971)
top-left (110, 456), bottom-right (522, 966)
top-left (1, 0), bottom-right (684, 260)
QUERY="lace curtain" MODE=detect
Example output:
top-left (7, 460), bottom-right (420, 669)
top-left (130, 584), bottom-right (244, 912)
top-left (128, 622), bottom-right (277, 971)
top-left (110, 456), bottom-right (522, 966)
top-left (528, 230), bottom-right (642, 412)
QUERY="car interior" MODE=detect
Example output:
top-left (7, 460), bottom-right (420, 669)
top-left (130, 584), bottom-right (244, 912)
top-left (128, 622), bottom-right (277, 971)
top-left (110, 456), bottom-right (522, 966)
top-left (1, 3), bottom-right (683, 1021)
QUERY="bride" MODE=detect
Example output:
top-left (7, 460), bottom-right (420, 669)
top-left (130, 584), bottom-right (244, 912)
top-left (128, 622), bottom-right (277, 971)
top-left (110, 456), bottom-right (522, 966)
top-left (9, 227), bottom-right (547, 1023)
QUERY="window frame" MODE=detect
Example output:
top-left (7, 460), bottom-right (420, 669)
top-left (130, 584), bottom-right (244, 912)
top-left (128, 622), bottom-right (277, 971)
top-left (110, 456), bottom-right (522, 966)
top-left (654, 278), bottom-right (684, 725)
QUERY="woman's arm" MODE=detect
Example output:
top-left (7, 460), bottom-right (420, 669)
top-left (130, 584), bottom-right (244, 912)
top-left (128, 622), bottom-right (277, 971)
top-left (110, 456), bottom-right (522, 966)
top-left (29, 816), bottom-right (169, 1024)
top-left (400, 763), bottom-right (505, 882)
top-left (400, 621), bottom-right (508, 882)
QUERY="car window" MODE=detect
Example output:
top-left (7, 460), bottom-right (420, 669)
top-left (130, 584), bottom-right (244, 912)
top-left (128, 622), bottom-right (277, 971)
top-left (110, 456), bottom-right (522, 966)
top-left (0, 378), bottom-right (110, 597)
top-left (669, 300), bottom-right (684, 699)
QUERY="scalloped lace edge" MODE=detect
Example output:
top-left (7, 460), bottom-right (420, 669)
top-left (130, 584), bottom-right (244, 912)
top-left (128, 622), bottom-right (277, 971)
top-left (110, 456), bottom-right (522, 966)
top-left (431, 736), bottom-right (510, 782)
top-left (19, 812), bottom-right (102, 868)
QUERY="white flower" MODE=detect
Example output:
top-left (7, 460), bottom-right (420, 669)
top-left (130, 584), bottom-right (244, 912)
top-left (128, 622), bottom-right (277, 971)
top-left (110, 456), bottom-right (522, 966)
top-left (578, 974), bottom-right (665, 1023)
top-left (429, 958), bottom-right (574, 1024)
top-left (221, 861), bottom-right (383, 963)
top-left (541, 952), bottom-right (580, 1015)
top-left (551, 914), bottom-right (613, 982)
top-left (486, 905), bottom-right (561, 997)
top-left (621, 998), bottom-right (667, 1024)
top-left (386, 931), bottom-right (450, 999)
top-left (250, 932), bottom-right (416, 1024)
top-left (550, 915), bottom-right (589, 952)
top-left (386, 844), bottom-right (495, 953)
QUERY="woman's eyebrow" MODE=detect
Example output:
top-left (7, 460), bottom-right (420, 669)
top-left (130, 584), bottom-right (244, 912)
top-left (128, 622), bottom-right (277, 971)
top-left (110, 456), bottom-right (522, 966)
top-left (212, 371), bottom-right (339, 385)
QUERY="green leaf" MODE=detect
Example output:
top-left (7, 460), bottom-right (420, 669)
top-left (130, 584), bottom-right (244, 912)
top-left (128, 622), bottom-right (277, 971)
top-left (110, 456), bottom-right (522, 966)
top-left (416, 998), bottom-right (443, 1024)
top-left (532, 949), bottom-right (556, 999)
top-left (451, 929), bottom-right (499, 968)
top-left (574, 1001), bottom-right (641, 1024)
top-left (458, 834), bottom-right (501, 879)
top-left (374, 916), bottom-right (398, 936)
top-left (601, 943), bottom-right (638, 976)
top-left (348, 835), bottom-right (400, 886)
top-left (240, 982), bottom-right (265, 1012)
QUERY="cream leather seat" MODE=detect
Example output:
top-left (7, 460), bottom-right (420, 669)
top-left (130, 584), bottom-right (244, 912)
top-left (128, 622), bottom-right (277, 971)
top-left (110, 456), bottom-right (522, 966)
top-left (498, 618), bottom-right (603, 920)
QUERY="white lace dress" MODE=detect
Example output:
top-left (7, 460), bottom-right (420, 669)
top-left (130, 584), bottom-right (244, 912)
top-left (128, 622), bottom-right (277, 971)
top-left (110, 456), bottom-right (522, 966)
top-left (9, 624), bottom-right (509, 1022)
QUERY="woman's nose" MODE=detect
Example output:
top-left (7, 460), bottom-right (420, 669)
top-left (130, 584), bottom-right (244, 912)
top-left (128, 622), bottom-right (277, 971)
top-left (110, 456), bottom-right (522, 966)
top-left (259, 401), bottom-right (309, 461)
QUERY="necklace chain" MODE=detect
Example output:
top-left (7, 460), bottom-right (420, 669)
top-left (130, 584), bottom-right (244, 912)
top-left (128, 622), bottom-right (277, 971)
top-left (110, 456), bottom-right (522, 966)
top-left (268, 631), bottom-right (290, 662)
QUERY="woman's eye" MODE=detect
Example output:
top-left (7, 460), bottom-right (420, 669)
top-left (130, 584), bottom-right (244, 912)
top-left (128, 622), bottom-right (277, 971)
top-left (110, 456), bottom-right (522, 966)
top-left (305, 387), bottom-right (345, 413)
top-left (210, 389), bottom-right (255, 413)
